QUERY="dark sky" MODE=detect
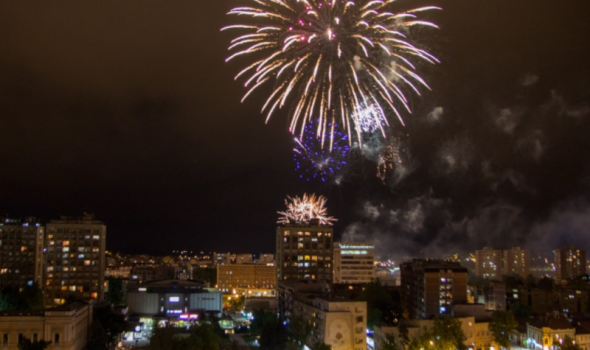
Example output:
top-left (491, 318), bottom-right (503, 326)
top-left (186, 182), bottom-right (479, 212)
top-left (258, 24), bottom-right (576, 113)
top-left (1, 1), bottom-right (589, 258)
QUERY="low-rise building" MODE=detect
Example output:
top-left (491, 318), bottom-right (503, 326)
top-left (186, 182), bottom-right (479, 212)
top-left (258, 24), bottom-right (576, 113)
top-left (126, 279), bottom-right (222, 321)
top-left (293, 295), bottom-right (367, 350)
top-left (0, 301), bottom-right (92, 350)
top-left (216, 263), bottom-right (275, 295)
top-left (526, 313), bottom-right (575, 350)
top-left (235, 254), bottom-right (253, 264)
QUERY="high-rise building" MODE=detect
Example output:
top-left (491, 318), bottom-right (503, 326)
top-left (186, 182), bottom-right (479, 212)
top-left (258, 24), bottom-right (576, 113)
top-left (275, 221), bottom-right (334, 282)
top-left (503, 246), bottom-right (530, 278)
top-left (44, 214), bottom-right (106, 307)
top-left (475, 247), bottom-right (502, 280)
top-left (0, 216), bottom-right (44, 289)
top-left (333, 242), bottom-right (375, 284)
top-left (400, 259), bottom-right (468, 319)
top-left (554, 246), bottom-right (587, 282)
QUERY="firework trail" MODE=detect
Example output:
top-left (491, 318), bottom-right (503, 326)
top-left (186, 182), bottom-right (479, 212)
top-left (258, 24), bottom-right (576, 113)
top-left (278, 193), bottom-right (337, 225)
top-left (222, 0), bottom-right (440, 146)
top-left (376, 134), bottom-right (407, 183)
top-left (294, 119), bottom-right (350, 183)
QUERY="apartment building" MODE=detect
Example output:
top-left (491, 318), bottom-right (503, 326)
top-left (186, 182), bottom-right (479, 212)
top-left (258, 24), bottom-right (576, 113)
top-left (475, 247), bottom-right (503, 280)
top-left (44, 214), bottom-right (106, 307)
top-left (554, 246), bottom-right (587, 283)
top-left (276, 221), bottom-right (334, 282)
top-left (503, 247), bottom-right (530, 278)
top-left (400, 259), bottom-right (468, 319)
top-left (0, 216), bottom-right (44, 289)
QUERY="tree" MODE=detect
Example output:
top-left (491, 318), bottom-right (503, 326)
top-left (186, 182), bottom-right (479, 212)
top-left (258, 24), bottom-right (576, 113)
top-left (17, 337), bottom-right (51, 350)
top-left (104, 277), bottom-right (125, 305)
top-left (287, 315), bottom-right (312, 349)
top-left (381, 333), bottom-right (399, 350)
top-left (509, 301), bottom-right (532, 318)
top-left (149, 323), bottom-right (221, 350)
top-left (93, 305), bottom-right (127, 349)
top-left (557, 335), bottom-right (582, 350)
top-left (0, 287), bottom-right (26, 311)
top-left (312, 342), bottom-right (332, 350)
top-left (87, 322), bottom-right (110, 350)
top-left (20, 283), bottom-right (43, 310)
top-left (503, 275), bottom-right (524, 290)
top-left (187, 323), bottom-right (221, 350)
top-left (149, 325), bottom-right (179, 350)
top-left (409, 316), bottom-right (467, 350)
top-left (399, 321), bottom-right (410, 349)
top-left (537, 277), bottom-right (554, 291)
top-left (251, 309), bottom-right (286, 350)
top-left (193, 268), bottom-right (217, 285)
top-left (356, 279), bottom-right (403, 330)
top-left (229, 295), bottom-right (245, 312)
top-left (489, 310), bottom-right (518, 349)
top-left (525, 275), bottom-right (537, 288)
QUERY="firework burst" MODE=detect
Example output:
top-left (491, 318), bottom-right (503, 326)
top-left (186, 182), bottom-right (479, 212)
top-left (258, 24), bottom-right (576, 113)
top-left (294, 119), bottom-right (350, 183)
top-left (278, 193), bottom-right (337, 225)
top-left (222, 0), bottom-right (440, 146)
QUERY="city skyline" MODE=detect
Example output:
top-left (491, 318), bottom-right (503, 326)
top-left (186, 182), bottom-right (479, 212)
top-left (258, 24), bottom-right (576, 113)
top-left (1, 1), bottom-right (589, 258)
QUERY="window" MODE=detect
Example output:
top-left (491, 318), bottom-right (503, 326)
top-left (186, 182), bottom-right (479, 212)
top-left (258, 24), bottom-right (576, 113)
top-left (93, 235), bottom-right (99, 240)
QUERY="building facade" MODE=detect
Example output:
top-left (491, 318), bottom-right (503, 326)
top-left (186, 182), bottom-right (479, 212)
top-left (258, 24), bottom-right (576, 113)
top-left (554, 246), bottom-right (587, 283)
top-left (400, 260), bottom-right (468, 319)
top-left (126, 279), bottom-right (222, 321)
top-left (257, 254), bottom-right (274, 264)
top-left (292, 296), bottom-right (367, 350)
top-left (216, 264), bottom-right (276, 294)
top-left (235, 254), bottom-right (253, 264)
top-left (333, 242), bottom-right (375, 284)
top-left (375, 317), bottom-right (481, 350)
top-left (0, 216), bottom-right (44, 289)
top-left (0, 301), bottom-right (92, 350)
top-left (44, 214), bottom-right (106, 307)
top-left (275, 223), bottom-right (334, 282)
top-left (503, 247), bottom-right (531, 278)
top-left (475, 247), bottom-right (503, 280)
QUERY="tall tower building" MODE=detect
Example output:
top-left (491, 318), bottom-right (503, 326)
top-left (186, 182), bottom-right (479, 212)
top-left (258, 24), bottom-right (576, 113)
top-left (0, 216), bottom-right (44, 289)
top-left (503, 247), bottom-right (530, 278)
top-left (554, 246), bottom-right (587, 283)
top-left (400, 259), bottom-right (468, 319)
top-left (333, 242), bottom-right (375, 284)
top-left (276, 221), bottom-right (334, 282)
top-left (475, 247), bottom-right (503, 280)
top-left (44, 213), bottom-right (106, 307)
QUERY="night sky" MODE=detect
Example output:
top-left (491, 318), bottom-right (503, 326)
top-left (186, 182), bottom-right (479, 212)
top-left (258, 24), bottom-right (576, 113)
top-left (1, 1), bottom-right (589, 258)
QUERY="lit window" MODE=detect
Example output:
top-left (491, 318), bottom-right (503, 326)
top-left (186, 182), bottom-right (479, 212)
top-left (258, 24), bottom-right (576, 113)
top-left (93, 235), bottom-right (99, 240)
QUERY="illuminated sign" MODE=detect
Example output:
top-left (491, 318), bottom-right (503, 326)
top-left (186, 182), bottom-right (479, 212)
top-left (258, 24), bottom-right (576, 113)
top-left (180, 314), bottom-right (198, 320)
top-left (341, 250), bottom-right (369, 255)
top-left (169, 296), bottom-right (180, 303)
top-left (166, 310), bottom-right (182, 314)
top-left (338, 244), bottom-right (374, 249)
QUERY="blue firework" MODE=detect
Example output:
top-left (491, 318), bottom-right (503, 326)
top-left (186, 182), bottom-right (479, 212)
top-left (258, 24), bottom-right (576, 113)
top-left (293, 120), bottom-right (350, 183)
